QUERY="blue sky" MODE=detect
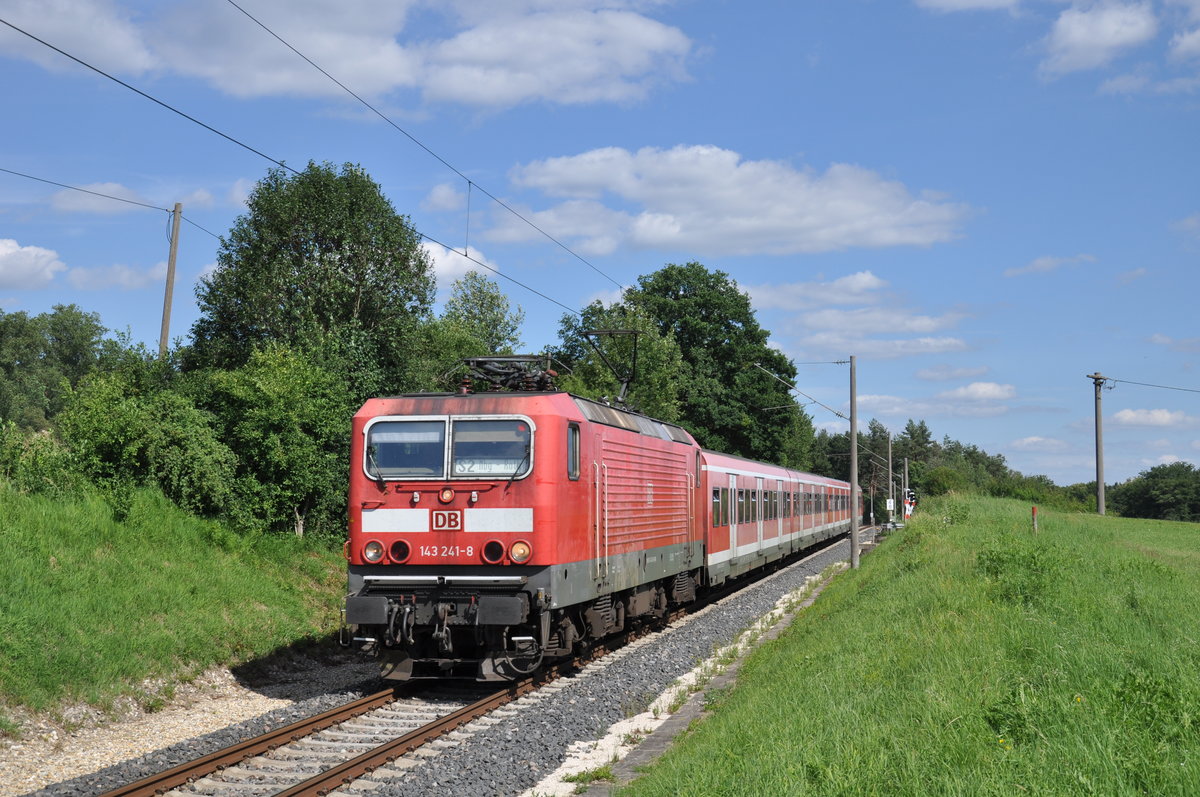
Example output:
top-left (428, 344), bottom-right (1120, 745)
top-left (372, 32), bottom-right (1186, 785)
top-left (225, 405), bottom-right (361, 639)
top-left (1, 0), bottom-right (1198, 486)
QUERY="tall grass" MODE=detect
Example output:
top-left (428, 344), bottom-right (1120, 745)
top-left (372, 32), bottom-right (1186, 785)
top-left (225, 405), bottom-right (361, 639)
top-left (621, 495), bottom-right (1200, 795)
top-left (0, 482), bottom-right (345, 719)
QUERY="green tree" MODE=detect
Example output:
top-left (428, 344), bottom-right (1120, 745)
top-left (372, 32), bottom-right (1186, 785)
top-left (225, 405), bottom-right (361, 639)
top-left (552, 301), bottom-right (686, 424)
top-left (622, 262), bottom-right (814, 467)
top-left (1110, 462), bottom-right (1200, 522)
top-left (191, 346), bottom-right (353, 536)
top-left (0, 305), bottom-right (106, 429)
top-left (188, 161), bottom-right (434, 390)
top-left (57, 371), bottom-right (236, 517)
top-left (441, 271), bottom-right (525, 355)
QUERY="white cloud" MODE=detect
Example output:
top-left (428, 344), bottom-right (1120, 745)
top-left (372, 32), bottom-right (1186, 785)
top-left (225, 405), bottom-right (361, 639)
top-left (504, 145), bottom-right (969, 256)
top-left (797, 307), bottom-right (966, 335)
top-left (1174, 212), bottom-right (1200, 237)
top-left (6, 1), bottom-right (691, 110)
top-left (796, 332), bottom-right (969, 360)
top-left (747, 271), bottom-right (889, 311)
top-left (1170, 27), bottom-right (1200, 59)
top-left (1042, 2), bottom-right (1159, 76)
top-left (916, 364), bottom-right (989, 381)
top-left (0, 0), bottom-right (155, 74)
top-left (422, 242), bottom-right (498, 290)
top-left (66, 261), bottom-right (167, 290)
top-left (1011, 436), bottom-right (1069, 452)
top-left (1112, 408), bottom-right (1192, 426)
top-left (228, 178), bottom-right (256, 207)
top-left (858, 392), bottom-right (1010, 418)
top-left (0, 239), bottom-right (66, 289)
top-left (938, 381), bottom-right (1017, 401)
top-left (1003, 253), bottom-right (1096, 277)
top-left (1117, 267), bottom-right (1146, 283)
top-left (50, 183), bottom-right (152, 214)
top-left (422, 183), bottom-right (467, 212)
top-left (422, 9), bottom-right (691, 106)
top-left (1148, 333), bottom-right (1200, 351)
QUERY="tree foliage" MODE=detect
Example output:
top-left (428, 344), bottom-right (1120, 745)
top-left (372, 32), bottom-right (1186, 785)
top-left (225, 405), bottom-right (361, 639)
top-left (0, 304), bottom-right (106, 430)
top-left (441, 271), bottom-right (525, 355)
top-left (1110, 462), bottom-right (1200, 522)
top-left (188, 161), bottom-right (434, 385)
top-left (621, 262), bottom-right (813, 467)
top-left (551, 300), bottom-right (686, 424)
top-left (189, 346), bottom-right (353, 537)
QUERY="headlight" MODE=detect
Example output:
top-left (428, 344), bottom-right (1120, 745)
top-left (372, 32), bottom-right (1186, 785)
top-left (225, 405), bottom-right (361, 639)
top-left (509, 540), bottom-right (533, 563)
top-left (363, 540), bottom-right (385, 562)
top-left (389, 540), bottom-right (411, 563)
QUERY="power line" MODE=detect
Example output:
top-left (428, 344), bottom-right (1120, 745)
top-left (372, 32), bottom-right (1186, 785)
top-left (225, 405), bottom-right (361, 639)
top-left (0, 166), bottom-right (167, 212)
top-left (0, 17), bottom-right (297, 175)
top-left (1108, 377), bottom-right (1200, 395)
top-left (3, 17), bottom-right (580, 317)
top-left (221, 0), bottom-right (625, 291)
top-left (1, 164), bottom-right (222, 241)
top-left (753, 362), bottom-right (848, 421)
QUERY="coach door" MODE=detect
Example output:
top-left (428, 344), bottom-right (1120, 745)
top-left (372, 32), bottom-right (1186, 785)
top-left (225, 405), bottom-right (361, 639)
top-left (728, 473), bottom-right (737, 556)
top-left (755, 477), bottom-right (764, 553)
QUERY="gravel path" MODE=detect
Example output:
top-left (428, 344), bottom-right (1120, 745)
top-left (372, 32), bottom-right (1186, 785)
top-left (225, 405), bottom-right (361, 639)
top-left (10, 533), bottom-right (871, 797)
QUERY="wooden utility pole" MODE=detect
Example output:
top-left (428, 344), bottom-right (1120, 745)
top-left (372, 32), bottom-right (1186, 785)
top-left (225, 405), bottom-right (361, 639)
top-left (849, 355), bottom-right (859, 569)
top-left (158, 202), bottom-right (182, 358)
top-left (1088, 372), bottom-right (1107, 515)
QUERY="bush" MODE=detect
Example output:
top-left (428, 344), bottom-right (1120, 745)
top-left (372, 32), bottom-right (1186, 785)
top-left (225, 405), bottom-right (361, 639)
top-left (57, 373), bottom-right (235, 516)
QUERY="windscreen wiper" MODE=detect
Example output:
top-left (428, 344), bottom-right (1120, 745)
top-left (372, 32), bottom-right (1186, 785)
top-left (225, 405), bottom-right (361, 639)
top-left (366, 444), bottom-right (387, 491)
top-left (505, 446), bottom-right (531, 491)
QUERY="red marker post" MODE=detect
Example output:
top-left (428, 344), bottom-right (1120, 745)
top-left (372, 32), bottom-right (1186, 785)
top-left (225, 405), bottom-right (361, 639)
top-left (1032, 506), bottom-right (1038, 534)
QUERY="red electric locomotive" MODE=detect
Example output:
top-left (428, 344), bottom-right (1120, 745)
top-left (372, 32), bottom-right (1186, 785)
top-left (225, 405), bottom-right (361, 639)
top-left (343, 359), bottom-right (856, 681)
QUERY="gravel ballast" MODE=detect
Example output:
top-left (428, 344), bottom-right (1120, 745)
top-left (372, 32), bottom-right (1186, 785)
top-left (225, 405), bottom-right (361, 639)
top-left (22, 533), bottom-right (870, 797)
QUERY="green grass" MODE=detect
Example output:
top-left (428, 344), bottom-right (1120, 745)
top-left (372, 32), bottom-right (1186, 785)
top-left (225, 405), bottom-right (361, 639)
top-left (0, 481), bottom-right (345, 728)
top-left (619, 495), bottom-right (1200, 796)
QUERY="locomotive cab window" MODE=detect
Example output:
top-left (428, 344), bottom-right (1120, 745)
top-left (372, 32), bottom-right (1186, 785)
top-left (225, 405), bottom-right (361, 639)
top-left (366, 420), bottom-right (446, 478)
top-left (567, 423), bottom-right (580, 481)
top-left (451, 420), bottom-right (531, 478)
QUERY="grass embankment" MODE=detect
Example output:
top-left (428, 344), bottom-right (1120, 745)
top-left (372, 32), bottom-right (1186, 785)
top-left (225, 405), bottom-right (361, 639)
top-left (623, 495), bottom-right (1200, 796)
top-left (0, 483), bottom-right (345, 733)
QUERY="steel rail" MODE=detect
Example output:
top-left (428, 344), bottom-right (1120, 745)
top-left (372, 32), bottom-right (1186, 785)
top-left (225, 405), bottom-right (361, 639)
top-left (275, 681), bottom-right (537, 796)
top-left (96, 687), bottom-right (401, 797)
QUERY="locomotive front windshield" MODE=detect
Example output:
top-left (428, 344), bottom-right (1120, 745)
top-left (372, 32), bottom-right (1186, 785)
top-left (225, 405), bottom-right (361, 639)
top-left (365, 418), bottom-right (531, 480)
top-left (366, 420), bottom-right (446, 478)
top-left (451, 420), bottom-right (531, 477)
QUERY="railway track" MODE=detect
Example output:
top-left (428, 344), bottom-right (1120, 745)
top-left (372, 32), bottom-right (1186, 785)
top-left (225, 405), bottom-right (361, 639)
top-left (95, 534), bottom-right (867, 797)
top-left (97, 682), bottom-right (532, 797)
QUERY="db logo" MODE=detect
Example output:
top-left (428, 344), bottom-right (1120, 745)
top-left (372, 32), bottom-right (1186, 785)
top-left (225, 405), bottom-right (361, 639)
top-left (432, 510), bottom-right (463, 531)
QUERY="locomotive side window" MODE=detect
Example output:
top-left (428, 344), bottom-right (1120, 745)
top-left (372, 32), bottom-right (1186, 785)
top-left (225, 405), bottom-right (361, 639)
top-left (451, 420), bottom-right (531, 477)
top-left (567, 423), bottom-right (580, 481)
top-left (366, 420), bottom-right (446, 478)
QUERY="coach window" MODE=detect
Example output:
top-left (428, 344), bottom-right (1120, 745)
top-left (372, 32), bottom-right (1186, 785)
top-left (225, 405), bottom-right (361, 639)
top-left (712, 488), bottom-right (721, 526)
top-left (567, 423), bottom-right (580, 481)
top-left (722, 489), bottom-right (730, 526)
top-left (737, 489), bottom-right (746, 523)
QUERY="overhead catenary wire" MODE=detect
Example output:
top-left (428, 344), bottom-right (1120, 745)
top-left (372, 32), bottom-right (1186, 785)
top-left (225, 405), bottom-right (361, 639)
top-left (1, 165), bottom-right (222, 241)
top-left (2, 16), bottom-right (582, 318)
top-left (221, 0), bottom-right (625, 291)
top-left (1106, 377), bottom-right (1200, 395)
